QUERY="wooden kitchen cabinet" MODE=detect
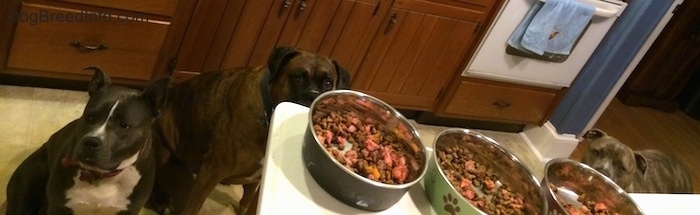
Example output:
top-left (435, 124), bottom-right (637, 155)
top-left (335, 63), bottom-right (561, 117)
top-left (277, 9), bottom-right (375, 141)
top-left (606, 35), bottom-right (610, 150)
top-left (173, 0), bottom-right (389, 83)
top-left (350, 0), bottom-right (498, 111)
top-left (171, 0), bottom-right (508, 113)
top-left (0, 0), bottom-right (182, 85)
top-left (225, 0), bottom-right (390, 71)
top-left (1, 0), bottom-right (560, 127)
top-left (221, 0), bottom-right (330, 69)
top-left (321, 0), bottom-right (390, 77)
top-left (434, 77), bottom-right (566, 125)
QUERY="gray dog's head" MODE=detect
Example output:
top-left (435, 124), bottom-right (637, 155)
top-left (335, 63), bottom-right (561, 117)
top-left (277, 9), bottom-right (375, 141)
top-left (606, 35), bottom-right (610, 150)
top-left (69, 67), bottom-right (171, 172)
top-left (580, 129), bottom-right (648, 190)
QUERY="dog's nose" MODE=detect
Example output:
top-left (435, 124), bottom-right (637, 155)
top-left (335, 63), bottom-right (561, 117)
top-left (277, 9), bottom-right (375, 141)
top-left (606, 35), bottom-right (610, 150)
top-left (82, 137), bottom-right (102, 150)
top-left (595, 168), bottom-right (611, 177)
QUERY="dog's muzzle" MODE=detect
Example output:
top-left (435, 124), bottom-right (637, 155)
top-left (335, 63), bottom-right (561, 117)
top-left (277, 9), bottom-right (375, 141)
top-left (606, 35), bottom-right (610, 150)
top-left (301, 90), bottom-right (321, 105)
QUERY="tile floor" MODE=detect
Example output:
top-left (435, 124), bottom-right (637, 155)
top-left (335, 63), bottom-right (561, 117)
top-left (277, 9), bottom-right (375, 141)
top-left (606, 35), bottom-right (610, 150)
top-left (0, 85), bottom-right (544, 215)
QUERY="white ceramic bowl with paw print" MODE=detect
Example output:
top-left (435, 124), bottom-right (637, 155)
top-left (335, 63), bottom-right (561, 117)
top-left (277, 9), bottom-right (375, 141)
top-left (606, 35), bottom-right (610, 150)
top-left (424, 128), bottom-right (547, 215)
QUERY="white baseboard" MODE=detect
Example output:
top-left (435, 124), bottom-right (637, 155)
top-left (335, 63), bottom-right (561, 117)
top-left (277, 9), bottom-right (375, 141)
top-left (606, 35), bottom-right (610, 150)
top-left (520, 121), bottom-right (580, 164)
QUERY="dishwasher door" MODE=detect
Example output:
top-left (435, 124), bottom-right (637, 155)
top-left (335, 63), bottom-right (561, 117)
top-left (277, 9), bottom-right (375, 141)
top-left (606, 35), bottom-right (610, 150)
top-left (463, 0), bottom-right (628, 89)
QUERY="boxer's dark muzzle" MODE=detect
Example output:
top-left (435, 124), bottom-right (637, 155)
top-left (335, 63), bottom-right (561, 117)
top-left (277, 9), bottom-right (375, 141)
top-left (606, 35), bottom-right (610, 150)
top-left (300, 90), bottom-right (321, 106)
top-left (288, 88), bottom-right (322, 106)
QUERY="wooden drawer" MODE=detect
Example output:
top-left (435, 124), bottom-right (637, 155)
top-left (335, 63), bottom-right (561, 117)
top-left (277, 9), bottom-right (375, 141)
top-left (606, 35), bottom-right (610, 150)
top-left (56, 0), bottom-right (178, 16)
top-left (7, 3), bottom-right (170, 81)
top-left (439, 78), bottom-right (560, 124)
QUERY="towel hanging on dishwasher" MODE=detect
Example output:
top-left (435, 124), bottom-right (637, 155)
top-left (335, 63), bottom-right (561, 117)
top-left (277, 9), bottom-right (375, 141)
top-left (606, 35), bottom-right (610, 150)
top-left (507, 0), bottom-right (595, 56)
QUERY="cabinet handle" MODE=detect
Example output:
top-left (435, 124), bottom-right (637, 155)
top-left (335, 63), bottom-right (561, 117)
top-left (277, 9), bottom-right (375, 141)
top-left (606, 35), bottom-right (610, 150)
top-left (295, 0), bottom-right (307, 20)
top-left (70, 41), bottom-right (107, 52)
top-left (492, 100), bottom-right (511, 109)
top-left (279, 0), bottom-right (292, 17)
top-left (384, 13), bottom-right (397, 35)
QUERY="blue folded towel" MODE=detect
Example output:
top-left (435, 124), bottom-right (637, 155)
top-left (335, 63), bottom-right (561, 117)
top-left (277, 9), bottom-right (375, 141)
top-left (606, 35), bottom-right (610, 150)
top-left (507, 2), bottom-right (543, 55)
top-left (507, 0), bottom-right (595, 56)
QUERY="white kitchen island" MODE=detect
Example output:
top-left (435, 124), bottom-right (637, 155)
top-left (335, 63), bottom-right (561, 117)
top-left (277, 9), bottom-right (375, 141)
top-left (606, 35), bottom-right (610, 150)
top-left (257, 102), bottom-right (699, 215)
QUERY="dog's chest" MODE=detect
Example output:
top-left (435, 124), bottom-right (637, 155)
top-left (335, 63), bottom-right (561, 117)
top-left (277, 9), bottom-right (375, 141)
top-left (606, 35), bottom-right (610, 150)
top-left (64, 166), bottom-right (141, 215)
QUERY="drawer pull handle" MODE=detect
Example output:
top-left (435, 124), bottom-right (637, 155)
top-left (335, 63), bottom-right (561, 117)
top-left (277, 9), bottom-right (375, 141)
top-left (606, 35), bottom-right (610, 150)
top-left (492, 100), bottom-right (511, 109)
top-left (70, 41), bottom-right (107, 52)
top-left (279, 0), bottom-right (292, 17)
top-left (295, 0), bottom-right (308, 19)
top-left (384, 13), bottom-right (397, 35)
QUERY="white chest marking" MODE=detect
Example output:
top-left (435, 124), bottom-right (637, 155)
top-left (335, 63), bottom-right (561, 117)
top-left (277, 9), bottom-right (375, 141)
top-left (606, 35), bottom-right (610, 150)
top-left (64, 165), bottom-right (141, 215)
top-left (87, 101), bottom-right (120, 140)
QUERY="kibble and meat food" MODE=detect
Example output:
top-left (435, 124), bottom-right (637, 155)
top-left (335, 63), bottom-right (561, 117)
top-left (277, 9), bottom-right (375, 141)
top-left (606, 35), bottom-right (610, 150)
top-left (437, 145), bottom-right (526, 215)
top-left (312, 98), bottom-right (423, 185)
top-left (550, 183), bottom-right (620, 215)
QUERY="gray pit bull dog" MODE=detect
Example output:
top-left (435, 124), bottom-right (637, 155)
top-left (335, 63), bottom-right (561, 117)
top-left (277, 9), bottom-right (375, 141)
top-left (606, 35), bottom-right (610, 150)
top-left (6, 67), bottom-right (171, 214)
top-left (581, 129), bottom-right (693, 193)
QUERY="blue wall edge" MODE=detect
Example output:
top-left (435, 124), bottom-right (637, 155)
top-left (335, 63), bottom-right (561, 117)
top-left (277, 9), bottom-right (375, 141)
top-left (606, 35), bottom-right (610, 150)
top-left (548, 0), bottom-right (675, 135)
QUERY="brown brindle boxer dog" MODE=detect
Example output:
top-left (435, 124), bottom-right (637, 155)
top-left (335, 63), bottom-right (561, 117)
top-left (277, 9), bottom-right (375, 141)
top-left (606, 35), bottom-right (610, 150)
top-left (148, 47), bottom-right (351, 215)
top-left (581, 129), bottom-right (693, 193)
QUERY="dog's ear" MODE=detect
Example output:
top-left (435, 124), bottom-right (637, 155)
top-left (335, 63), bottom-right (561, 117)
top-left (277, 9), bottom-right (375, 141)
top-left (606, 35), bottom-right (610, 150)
top-left (333, 60), bottom-right (352, 89)
top-left (634, 152), bottom-right (648, 175)
top-left (140, 76), bottom-right (172, 118)
top-left (267, 46), bottom-right (300, 81)
top-left (584, 129), bottom-right (606, 140)
top-left (85, 66), bottom-right (111, 96)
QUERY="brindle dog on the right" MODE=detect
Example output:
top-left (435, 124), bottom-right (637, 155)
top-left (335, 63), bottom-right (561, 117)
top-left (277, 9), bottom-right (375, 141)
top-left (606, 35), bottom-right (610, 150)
top-left (581, 129), bottom-right (693, 193)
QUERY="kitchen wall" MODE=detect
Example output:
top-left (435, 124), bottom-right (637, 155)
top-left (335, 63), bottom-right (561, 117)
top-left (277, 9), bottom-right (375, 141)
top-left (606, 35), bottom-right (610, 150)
top-left (549, 0), bottom-right (681, 136)
top-left (523, 0), bottom-right (684, 161)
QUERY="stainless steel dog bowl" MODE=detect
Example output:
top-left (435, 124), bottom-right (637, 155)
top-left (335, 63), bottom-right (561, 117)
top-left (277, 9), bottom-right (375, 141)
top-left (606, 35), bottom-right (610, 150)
top-left (543, 158), bottom-right (644, 215)
top-left (302, 90), bottom-right (428, 211)
top-left (424, 128), bottom-right (546, 215)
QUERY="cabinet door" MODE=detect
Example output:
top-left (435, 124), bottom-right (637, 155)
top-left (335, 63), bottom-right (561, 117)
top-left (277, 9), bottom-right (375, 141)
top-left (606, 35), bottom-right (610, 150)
top-left (222, 0), bottom-right (297, 68)
top-left (177, 0), bottom-right (384, 77)
top-left (353, 5), bottom-right (479, 111)
top-left (224, 0), bottom-right (386, 69)
top-left (319, 0), bottom-right (388, 76)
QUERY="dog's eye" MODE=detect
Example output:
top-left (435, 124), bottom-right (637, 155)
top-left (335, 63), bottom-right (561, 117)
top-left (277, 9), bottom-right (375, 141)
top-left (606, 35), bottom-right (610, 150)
top-left (322, 79), bottom-right (333, 90)
top-left (119, 121), bottom-right (131, 129)
top-left (591, 150), bottom-right (600, 156)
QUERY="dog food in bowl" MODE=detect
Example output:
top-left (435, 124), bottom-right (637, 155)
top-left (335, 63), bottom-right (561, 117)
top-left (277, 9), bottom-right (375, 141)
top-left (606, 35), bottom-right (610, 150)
top-left (550, 183), bottom-right (618, 215)
top-left (424, 128), bottom-right (546, 215)
top-left (312, 103), bottom-right (423, 184)
top-left (437, 146), bottom-right (526, 214)
top-left (303, 90), bottom-right (428, 211)
top-left (543, 158), bottom-right (643, 215)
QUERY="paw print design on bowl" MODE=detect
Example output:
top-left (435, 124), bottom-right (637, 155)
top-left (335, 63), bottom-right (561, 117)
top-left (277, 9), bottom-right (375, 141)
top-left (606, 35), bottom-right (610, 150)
top-left (442, 194), bottom-right (461, 215)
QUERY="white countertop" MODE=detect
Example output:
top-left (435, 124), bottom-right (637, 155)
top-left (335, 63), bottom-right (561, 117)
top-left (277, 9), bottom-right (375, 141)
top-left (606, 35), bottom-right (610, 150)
top-left (257, 102), bottom-right (699, 215)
